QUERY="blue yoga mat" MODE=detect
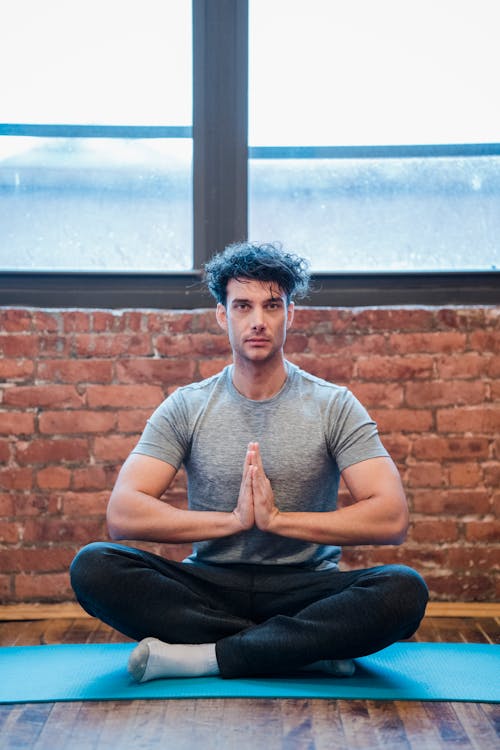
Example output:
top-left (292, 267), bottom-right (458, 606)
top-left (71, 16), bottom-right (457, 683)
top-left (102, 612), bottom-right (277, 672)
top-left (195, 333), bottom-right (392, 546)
top-left (0, 642), bottom-right (498, 704)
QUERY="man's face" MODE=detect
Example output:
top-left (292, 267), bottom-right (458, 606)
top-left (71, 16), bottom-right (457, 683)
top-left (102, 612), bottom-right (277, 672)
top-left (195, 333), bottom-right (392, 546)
top-left (216, 277), bottom-right (294, 364)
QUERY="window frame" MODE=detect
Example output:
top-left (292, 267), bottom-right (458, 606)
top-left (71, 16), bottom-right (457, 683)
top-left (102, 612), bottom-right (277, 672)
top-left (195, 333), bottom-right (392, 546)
top-left (1, 0), bottom-right (499, 309)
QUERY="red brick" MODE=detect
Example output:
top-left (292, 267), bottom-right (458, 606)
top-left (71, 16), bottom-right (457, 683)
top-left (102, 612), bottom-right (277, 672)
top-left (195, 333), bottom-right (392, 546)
top-left (469, 330), bottom-right (500, 353)
top-left (405, 381), bottom-right (486, 408)
top-left (3, 385), bottom-right (84, 408)
top-left (0, 467), bottom-right (33, 490)
top-left (86, 384), bottom-right (164, 408)
top-left (425, 573), bottom-right (496, 601)
top-left (292, 307), bottom-right (354, 333)
top-left (62, 491), bottom-right (109, 516)
top-left (32, 311), bottom-right (60, 332)
top-left (190, 311), bottom-right (220, 334)
top-left (115, 359), bottom-right (195, 386)
top-left (371, 409), bottom-right (434, 433)
top-left (447, 547), bottom-right (500, 570)
top-left (117, 409), bottom-right (152, 433)
top-left (0, 574), bottom-right (12, 599)
top-left (354, 308), bottom-right (434, 332)
top-left (0, 309), bottom-right (32, 332)
top-left (448, 462), bottom-right (482, 487)
top-left (22, 517), bottom-right (106, 543)
top-left (0, 441), bottom-right (10, 463)
top-left (350, 383), bottom-right (403, 409)
top-left (37, 334), bottom-right (72, 357)
top-left (283, 332), bottom-right (308, 353)
top-left (412, 489), bottom-right (491, 515)
top-left (12, 493), bottom-right (57, 516)
top-left (412, 436), bottom-right (490, 460)
top-left (37, 359), bottom-right (113, 383)
top-left (0, 491), bottom-right (13, 515)
top-left (406, 463), bottom-right (444, 488)
top-left (465, 520), bottom-right (500, 542)
top-left (483, 462), bottom-right (500, 487)
top-left (62, 311), bottom-right (91, 333)
top-left (0, 359), bottom-right (35, 380)
top-left (0, 521), bottom-right (21, 543)
top-left (93, 435), bottom-right (138, 461)
top-left (380, 434), bottom-right (411, 461)
top-left (39, 410), bottom-right (116, 435)
top-left (0, 547), bottom-right (75, 573)
top-left (0, 411), bottom-right (35, 435)
top-left (91, 311), bottom-right (125, 332)
top-left (436, 307), bottom-right (487, 330)
top-left (155, 333), bottom-right (230, 358)
top-left (390, 332), bottom-right (466, 354)
top-left (436, 353), bottom-right (489, 379)
top-left (122, 311), bottom-right (144, 332)
top-left (486, 356), bottom-right (500, 377)
top-left (357, 356), bottom-right (433, 381)
top-left (0, 335), bottom-right (38, 357)
top-left (36, 467), bottom-right (72, 489)
top-left (14, 572), bottom-right (74, 601)
top-left (145, 311), bottom-right (195, 334)
top-left (437, 406), bottom-right (500, 433)
top-left (287, 354), bottom-right (354, 383)
top-left (74, 333), bottom-right (152, 357)
top-left (72, 465), bottom-right (118, 491)
top-left (491, 381), bottom-right (500, 400)
top-left (15, 439), bottom-right (89, 465)
top-left (308, 333), bottom-right (387, 357)
top-left (410, 519), bottom-right (459, 543)
top-left (197, 358), bottom-right (233, 379)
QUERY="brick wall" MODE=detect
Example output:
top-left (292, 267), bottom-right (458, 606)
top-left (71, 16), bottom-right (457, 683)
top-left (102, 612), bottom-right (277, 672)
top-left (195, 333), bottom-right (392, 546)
top-left (0, 305), bottom-right (499, 604)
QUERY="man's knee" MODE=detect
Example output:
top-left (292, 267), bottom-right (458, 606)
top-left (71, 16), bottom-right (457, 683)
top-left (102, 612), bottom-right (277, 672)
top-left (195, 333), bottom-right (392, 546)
top-left (70, 541), bottom-right (114, 599)
top-left (389, 564), bottom-right (429, 621)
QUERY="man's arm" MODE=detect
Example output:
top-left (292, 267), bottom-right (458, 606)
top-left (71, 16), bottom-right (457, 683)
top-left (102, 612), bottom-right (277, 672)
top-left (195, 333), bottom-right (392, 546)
top-left (251, 443), bottom-right (409, 546)
top-left (106, 452), bottom-right (253, 543)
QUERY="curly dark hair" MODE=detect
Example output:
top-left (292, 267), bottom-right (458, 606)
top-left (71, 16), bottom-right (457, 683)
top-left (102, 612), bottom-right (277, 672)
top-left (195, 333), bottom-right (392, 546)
top-left (204, 242), bottom-right (311, 304)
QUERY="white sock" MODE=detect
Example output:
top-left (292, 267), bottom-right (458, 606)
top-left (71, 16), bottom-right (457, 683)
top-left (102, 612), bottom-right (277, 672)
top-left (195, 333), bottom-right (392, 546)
top-left (302, 659), bottom-right (356, 677)
top-left (128, 638), bottom-right (220, 683)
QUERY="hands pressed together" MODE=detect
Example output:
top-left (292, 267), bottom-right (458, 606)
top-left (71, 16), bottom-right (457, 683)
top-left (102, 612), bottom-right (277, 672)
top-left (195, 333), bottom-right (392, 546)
top-left (233, 442), bottom-right (280, 533)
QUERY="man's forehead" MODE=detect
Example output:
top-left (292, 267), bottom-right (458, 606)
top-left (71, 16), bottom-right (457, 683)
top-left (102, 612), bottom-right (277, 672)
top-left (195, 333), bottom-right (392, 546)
top-left (226, 277), bottom-right (286, 300)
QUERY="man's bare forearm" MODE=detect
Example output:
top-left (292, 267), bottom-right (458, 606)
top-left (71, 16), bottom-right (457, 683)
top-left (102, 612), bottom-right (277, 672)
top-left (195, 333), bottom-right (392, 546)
top-left (107, 489), bottom-right (246, 543)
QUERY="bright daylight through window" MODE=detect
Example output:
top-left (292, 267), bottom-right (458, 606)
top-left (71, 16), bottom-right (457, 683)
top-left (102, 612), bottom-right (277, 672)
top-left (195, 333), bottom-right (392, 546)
top-left (249, 0), bottom-right (500, 272)
top-left (0, 0), bottom-right (192, 271)
top-left (1, 0), bottom-right (499, 276)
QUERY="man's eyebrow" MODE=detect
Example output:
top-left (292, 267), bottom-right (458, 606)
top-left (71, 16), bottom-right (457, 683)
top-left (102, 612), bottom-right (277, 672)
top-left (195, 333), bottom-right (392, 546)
top-left (230, 296), bottom-right (285, 305)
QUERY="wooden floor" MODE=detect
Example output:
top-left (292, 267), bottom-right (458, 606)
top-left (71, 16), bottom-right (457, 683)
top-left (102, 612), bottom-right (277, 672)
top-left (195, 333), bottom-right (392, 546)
top-left (0, 614), bottom-right (498, 750)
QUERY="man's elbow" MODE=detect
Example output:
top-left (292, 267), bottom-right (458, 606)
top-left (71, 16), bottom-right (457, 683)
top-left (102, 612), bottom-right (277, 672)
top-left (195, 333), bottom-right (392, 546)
top-left (106, 498), bottom-right (129, 541)
top-left (388, 507), bottom-right (409, 545)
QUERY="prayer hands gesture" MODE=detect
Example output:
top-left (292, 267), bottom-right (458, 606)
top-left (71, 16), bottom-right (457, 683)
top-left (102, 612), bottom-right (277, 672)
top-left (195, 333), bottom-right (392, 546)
top-left (233, 442), bottom-right (279, 533)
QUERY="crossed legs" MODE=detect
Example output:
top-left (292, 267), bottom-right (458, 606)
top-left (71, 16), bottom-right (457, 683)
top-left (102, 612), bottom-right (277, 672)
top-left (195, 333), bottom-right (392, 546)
top-left (70, 542), bottom-right (429, 680)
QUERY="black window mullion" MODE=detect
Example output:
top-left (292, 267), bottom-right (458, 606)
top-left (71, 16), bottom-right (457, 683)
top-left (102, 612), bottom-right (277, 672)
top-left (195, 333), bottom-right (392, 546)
top-left (193, 0), bottom-right (248, 270)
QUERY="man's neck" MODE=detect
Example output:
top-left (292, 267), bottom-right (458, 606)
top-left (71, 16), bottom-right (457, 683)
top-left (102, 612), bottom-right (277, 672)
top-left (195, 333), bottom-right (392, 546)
top-left (231, 356), bottom-right (288, 401)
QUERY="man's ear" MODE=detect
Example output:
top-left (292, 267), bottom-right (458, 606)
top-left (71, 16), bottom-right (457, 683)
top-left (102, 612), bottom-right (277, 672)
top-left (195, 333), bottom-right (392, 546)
top-left (216, 302), bottom-right (228, 331)
top-left (286, 302), bottom-right (295, 329)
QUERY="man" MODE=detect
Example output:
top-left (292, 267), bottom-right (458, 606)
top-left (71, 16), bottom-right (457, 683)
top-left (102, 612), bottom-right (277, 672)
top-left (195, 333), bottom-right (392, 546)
top-left (71, 242), bottom-right (428, 682)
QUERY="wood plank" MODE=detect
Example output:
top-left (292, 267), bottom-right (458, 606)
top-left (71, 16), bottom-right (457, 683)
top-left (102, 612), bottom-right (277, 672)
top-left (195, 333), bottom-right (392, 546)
top-left (2, 600), bottom-right (499, 622)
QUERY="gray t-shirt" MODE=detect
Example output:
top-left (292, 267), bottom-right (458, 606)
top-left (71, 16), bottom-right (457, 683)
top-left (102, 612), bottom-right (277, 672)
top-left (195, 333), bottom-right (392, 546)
top-left (132, 361), bottom-right (389, 569)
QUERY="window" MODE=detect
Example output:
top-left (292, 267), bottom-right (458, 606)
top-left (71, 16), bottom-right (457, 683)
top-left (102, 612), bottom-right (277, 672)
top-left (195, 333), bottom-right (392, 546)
top-left (249, 0), bottom-right (500, 272)
top-left (1, 0), bottom-right (499, 307)
top-left (0, 0), bottom-right (192, 271)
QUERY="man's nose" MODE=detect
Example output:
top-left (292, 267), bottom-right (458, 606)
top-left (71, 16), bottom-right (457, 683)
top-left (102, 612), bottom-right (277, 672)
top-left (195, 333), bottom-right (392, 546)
top-left (250, 309), bottom-right (266, 330)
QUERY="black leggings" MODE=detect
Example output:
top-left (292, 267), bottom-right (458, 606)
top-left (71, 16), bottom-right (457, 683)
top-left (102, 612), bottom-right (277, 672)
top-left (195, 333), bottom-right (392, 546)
top-left (70, 542), bottom-right (429, 678)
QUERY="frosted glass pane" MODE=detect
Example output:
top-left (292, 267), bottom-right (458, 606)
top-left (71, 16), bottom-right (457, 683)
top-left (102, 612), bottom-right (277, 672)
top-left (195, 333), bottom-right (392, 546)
top-left (250, 0), bottom-right (500, 146)
top-left (0, 0), bottom-right (191, 126)
top-left (0, 138), bottom-right (192, 271)
top-left (249, 156), bottom-right (500, 271)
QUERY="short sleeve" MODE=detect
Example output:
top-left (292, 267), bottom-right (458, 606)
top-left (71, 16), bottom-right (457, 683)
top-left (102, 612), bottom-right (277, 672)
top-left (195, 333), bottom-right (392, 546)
top-left (326, 388), bottom-right (389, 473)
top-left (132, 389), bottom-right (190, 469)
